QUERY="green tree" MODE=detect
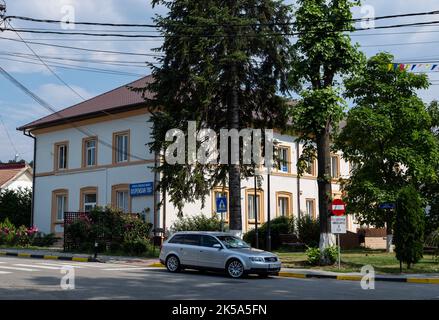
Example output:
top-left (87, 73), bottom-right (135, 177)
top-left (287, 0), bottom-right (364, 255)
top-left (138, 0), bottom-right (293, 234)
top-left (0, 188), bottom-right (32, 226)
top-left (394, 185), bottom-right (425, 270)
top-left (335, 53), bottom-right (439, 251)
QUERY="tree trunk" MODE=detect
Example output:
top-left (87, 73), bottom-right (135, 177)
top-left (317, 130), bottom-right (335, 260)
top-left (228, 76), bottom-right (242, 237)
top-left (386, 222), bottom-right (394, 253)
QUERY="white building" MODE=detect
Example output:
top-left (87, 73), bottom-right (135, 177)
top-left (0, 162), bottom-right (33, 192)
top-left (18, 75), bottom-right (355, 237)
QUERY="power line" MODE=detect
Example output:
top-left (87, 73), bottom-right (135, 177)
top-left (5, 10), bottom-right (439, 28)
top-left (0, 115), bottom-right (19, 158)
top-left (4, 20), bottom-right (439, 37)
top-left (0, 56), bottom-right (147, 76)
top-left (0, 35), bottom-right (163, 56)
top-left (6, 21), bottom-right (86, 100)
top-left (0, 51), bottom-right (153, 67)
top-left (0, 66), bottom-right (149, 161)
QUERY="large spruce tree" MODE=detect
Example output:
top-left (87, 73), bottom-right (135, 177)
top-left (139, 0), bottom-right (292, 234)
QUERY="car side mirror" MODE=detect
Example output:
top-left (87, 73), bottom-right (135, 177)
top-left (213, 244), bottom-right (222, 250)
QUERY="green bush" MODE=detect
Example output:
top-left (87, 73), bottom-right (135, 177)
top-left (394, 185), bottom-right (425, 269)
top-left (31, 232), bottom-right (59, 247)
top-left (323, 246), bottom-right (338, 265)
top-left (243, 216), bottom-right (293, 250)
top-left (64, 207), bottom-right (153, 254)
top-left (171, 214), bottom-right (225, 232)
top-left (0, 218), bottom-right (40, 247)
top-left (296, 215), bottom-right (320, 247)
top-left (0, 188), bottom-right (32, 227)
top-left (306, 246), bottom-right (338, 266)
top-left (306, 247), bottom-right (321, 265)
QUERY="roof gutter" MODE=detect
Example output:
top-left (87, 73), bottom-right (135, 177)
top-left (22, 129), bottom-right (36, 227)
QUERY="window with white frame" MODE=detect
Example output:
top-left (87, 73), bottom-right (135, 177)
top-left (115, 133), bottom-right (129, 163)
top-left (247, 193), bottom-right (261, 221)
top-left (85, 139), bottom-right (97, 166)
top-left (116, 190), bottom-right (129, 213)
top-left (84, 194), bottom-right (97, 212)
top-left (56, 194), bottom-right (67, 221)
top-left (278, 147), bottom-right (290, 173)
top-left (56, 144), bottom-right (68, 170)
top-left (331, 155), bottom-right (339, 178)
top-left (306, 199), bottom-right (315, 218)
top-left (277, 196), bottom-right (290, 217)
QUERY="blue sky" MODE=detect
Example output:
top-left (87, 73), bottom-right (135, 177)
top-left (1, 0), bottom-right (438, 162)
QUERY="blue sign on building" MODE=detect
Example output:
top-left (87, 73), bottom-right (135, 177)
top-left (130, 182), bottom-right (154, 197)
top-left (379, 203), bottom-right (395, 210)
top-left (216, 197), bottom-right (227, 213)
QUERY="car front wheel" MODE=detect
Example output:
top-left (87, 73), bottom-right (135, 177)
top-left (166, 255), bottom-right (181, 273)
top-left (226, 259), bottom-right (244, 278)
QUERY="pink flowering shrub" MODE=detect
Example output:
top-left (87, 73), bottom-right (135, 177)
top-left (0, 218), bottom-right (47, 247)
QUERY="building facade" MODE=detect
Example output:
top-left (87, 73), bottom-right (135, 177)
top-left (18, 76), bottom-right (356, 236)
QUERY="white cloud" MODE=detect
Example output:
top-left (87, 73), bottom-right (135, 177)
top-left (36, 83), bottom-right (95, 109)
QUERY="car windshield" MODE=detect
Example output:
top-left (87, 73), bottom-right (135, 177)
top-left (216, 236), bottom-right (250, 249)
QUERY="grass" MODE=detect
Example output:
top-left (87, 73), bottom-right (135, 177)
top-left (275, 248), bottom-right (439, 274)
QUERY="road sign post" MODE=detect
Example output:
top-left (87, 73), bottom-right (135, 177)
top-left (216, 197), bottom-right (227, 232)
top-left (331, 199), bottom-right (347, 270)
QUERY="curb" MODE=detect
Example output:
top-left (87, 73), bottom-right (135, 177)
top-left (0, 251), bottom-right (96, 263)
top-left (278, 271), bottom-right (439, 284)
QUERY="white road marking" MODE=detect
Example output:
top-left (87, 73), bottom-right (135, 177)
top-left (102, 267), bottom-right (151, 271)
top-left (0, 265), bottom-right (38, 272)
top-left (0, 271), bottom-right (11, 274)
top-left (38, 263), bottom-right (85, 269)
top-left (14, 264), bottom-right (62, 270)
top-left (56, 262), bottom-right (105, 268)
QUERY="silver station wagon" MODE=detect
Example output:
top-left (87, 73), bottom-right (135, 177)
top-left (159, 231), bottom-right (281, 278)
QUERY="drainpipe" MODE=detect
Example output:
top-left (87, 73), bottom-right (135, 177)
top-left (296, 140), bottom-right (301, 220)
top-left (23, 130), bottom-right (36, 227)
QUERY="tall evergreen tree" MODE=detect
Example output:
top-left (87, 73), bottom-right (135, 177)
top-left (138, 0), bottom-right (292, 234)
top-left (394, 185), bottom-right (425, 270)
top-left (287, 0), bottom-right (364, 255)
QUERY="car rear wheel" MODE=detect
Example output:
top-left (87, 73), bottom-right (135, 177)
top-left (226, 259), bottom-right (244, 278)
top-left (166, 255), bottom-right (181, 273)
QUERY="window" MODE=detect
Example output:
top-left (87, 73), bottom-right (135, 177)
top-left (276, 192), bottom-right (292, 217)
top-left (51, 189), bottom-right (68, 234)
top-left (212, 187), bottom-right (229, 221)
top-left (80, 187), bottom-right (98, 212)
top-left (113, 131), bottom-right (130, 163)
top-left (246, 189), bottom-right (264, 225)
top-left (83, 137), bottom-right (97, 167)
top-left (201, 235), bottom-right (221, 248)
top-left (56, 195), bottom-right (67, 221)
top-left (305, 159), bottom-right (315, 176)
top-left (169, 234), bottom-right (186, 244)
top-left (277, 146), bottom-right (290, 173)
top-left (306, 199), bottom-right (316, 219)
top-left (84, 194), bottom-right (97, 212)
top-left (183, 234), bottom-right (201, 246)
top-left (331, 155), bottom-right (340, 178)
top-left (54, 142), bottom-right (68, 170)
top-left (112, 184), bottom-right (131, 213)
top-left (116, 191), bottom-right (129, 213)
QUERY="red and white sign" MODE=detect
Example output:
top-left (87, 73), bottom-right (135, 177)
top-left (331, 199), bottom-right (346, 216)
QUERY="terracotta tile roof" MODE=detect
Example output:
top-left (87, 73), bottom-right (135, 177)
top-left (18, 75), bottom-right (153, 131)
top-left (0, 163), bottom-right (26, 188)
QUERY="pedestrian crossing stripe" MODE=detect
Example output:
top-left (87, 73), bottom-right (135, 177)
top-left (14, 264), bottom-right (62, 270)
top-left (0, 265), bottom-right (38, 272)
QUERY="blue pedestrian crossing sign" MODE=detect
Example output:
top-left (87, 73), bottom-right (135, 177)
top-left (216, 197), bottom-right (227, 213)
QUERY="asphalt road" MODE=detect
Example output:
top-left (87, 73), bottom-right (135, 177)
top-left (0, 256), bottom-right (438, 300)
